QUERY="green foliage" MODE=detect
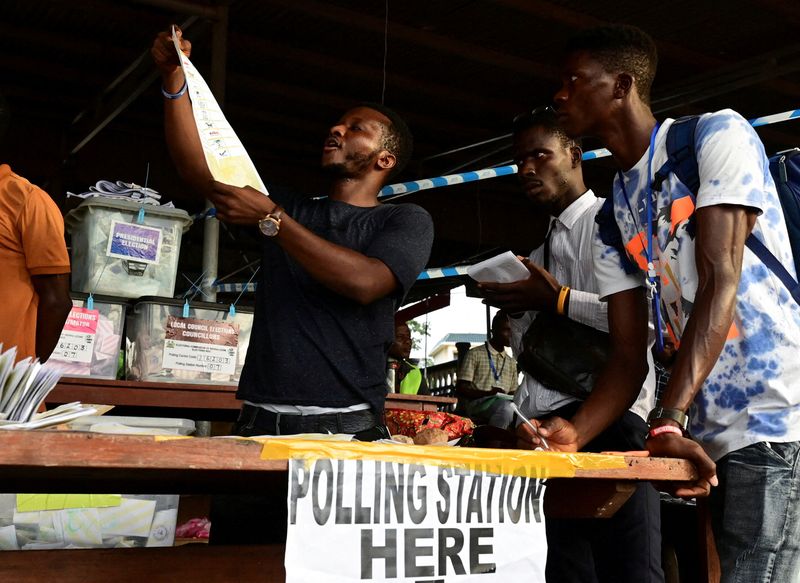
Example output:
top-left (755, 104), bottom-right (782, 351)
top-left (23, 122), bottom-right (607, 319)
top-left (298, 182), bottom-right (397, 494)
top-left (407, 320), bottom-right (429, 351)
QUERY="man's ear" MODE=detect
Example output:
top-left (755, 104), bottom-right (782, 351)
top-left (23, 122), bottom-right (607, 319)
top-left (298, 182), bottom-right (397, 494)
top-left (614, 73), bottom-right (634, 99)
top-left (570, 145), bottom-right (583, 168)
top-left (377, 150), bottom-right (397, 172)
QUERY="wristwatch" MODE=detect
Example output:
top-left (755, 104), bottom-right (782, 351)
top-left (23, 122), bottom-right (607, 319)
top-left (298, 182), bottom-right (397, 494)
top-left (258, 209), bottom-right (283, 237)
top-left (647, 406), bottom-right (689, 433)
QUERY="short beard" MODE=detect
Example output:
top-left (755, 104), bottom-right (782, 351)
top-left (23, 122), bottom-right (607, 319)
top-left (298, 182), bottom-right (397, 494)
top-left (321, 149), bottom-right (380, 178)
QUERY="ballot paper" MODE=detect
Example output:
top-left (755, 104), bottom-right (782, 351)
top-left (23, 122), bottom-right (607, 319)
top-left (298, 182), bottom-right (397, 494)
top-left (0, 402), bottom-right (97, 431)
top-left (0, 344), bottom-right (73, 426)
top-left (146, 508), bottom-right (178, 547)
top-left (467, 250), bottom-right (531, 283)
top-left (0, 344), bottom-right (100, 429)
top-left (0, 525), bottom-right (18, 550)
top-left (171, 26), bottom-right (268, 194)
top-left (98, 497), bottom-right (156, 538)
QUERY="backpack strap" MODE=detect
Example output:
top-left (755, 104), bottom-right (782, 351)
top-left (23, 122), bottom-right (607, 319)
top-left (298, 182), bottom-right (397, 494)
top-left (654, 115), bottom-right (701, 193)
top-left (770, 150), bottom-right (800, 280)
top-left (659, 115), bottom-right (800, 306)
top-left (595, 195), bottom-right (639, 275)
top-left (745, 235), bottom-right (800, 303)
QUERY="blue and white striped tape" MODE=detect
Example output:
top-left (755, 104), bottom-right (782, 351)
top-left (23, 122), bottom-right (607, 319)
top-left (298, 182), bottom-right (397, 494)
top-left (380, 108), bottom-right (800, 197)
top-left (379, 166), bottom-right (519, 197)
top-left (415, 265), bottom-right (470, 280)
top-left (213, 264), bottom-right (472, 292)
top-left (749, 108), bottom-right (800, 127)
top-left (379, 148), bottom-right (615, 197)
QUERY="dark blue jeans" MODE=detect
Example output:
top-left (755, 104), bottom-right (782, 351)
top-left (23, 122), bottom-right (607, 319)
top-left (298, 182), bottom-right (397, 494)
top-left (711, 441), bottom-right (800, 583)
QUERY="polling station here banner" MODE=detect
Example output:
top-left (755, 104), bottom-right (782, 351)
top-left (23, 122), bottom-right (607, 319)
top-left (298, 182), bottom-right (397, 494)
top-left (285, 459), bottom-right (547, 583)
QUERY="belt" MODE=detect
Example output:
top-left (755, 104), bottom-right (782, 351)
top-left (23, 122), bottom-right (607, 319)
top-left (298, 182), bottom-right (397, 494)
top-left (237, 404), bottom-right (382, 437)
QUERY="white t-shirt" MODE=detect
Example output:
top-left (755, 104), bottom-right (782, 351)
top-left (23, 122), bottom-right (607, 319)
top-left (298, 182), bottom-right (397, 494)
top-left (511, 191), bottom-right (656, 422)
top-left (593, 109), bottom-right (800, 461)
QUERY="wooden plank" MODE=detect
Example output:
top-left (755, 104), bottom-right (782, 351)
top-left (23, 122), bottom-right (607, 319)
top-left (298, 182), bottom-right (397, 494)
top-left (385, 392), bottom-right (457, 412)
top-left (47, 378), bottom-right (456, 415)
top-left (0, 431), bottom-right (696, 494)
top-left (697, 498), bottom-right (722, 583)
top-left (0, 545), bottom-right (284, 582)
top-left (50, 378), bottom-right (239, 409)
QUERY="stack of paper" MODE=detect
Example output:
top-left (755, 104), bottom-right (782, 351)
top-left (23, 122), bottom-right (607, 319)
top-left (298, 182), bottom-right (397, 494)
top-left (66, 179), bottom-right (175, 207)
top-left (466, 251), bottom-right (531, 283)
top-left (0, 345), bottom-right (96, 429)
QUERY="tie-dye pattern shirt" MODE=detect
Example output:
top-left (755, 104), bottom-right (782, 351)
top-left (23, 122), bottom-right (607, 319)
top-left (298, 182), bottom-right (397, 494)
top-left (593, 109), bottom-right (800, 461)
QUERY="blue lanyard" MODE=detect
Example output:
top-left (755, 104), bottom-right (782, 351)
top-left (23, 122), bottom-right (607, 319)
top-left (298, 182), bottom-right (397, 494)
top-left (485, 342), bottom-right (505, 382)
top-left (618, 123), bottom-right (665, 353)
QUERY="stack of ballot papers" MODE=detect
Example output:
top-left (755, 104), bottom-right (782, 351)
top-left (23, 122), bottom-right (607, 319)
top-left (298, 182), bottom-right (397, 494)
top-left (0, 345), bottom-right (96, 430)
top-left (66, 179), bottom-right (175, 207)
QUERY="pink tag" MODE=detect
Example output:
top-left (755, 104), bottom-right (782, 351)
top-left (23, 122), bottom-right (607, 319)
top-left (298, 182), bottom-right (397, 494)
top-left (63, 307), bottom-right (100, 334)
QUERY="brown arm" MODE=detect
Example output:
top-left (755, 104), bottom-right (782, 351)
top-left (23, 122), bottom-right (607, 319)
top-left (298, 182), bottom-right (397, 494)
top-left (657, 204), bottom-right (756, 412)
top-left (151, 29), bottom-right (214, 200)
top-left (31, 274), bottom-right (72, 362)
top-left (568, 286), bottom-right (650, 447)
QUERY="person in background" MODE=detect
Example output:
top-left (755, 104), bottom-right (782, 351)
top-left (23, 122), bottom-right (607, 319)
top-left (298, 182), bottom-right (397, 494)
top-left (387, 320), bottom-right (429, 395)
top-left (0, 92), bottom-right (72, 362)
top-left (455, 311), bottom-right (518, 428)
top-left (480, 107), bottom-right (661, 582)
top-left (549, 24), bottom-right (800, 580)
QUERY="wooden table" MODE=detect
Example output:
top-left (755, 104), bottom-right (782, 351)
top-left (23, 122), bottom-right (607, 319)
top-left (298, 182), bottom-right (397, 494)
top-left (0, 431), bottom-right (706, 582)
top-left (46, 377), bottom-right (457, 421)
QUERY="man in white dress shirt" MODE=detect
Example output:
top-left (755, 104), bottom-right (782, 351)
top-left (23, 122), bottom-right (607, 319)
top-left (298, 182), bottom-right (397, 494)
top-left (479, 107), bottom-right (662, 583)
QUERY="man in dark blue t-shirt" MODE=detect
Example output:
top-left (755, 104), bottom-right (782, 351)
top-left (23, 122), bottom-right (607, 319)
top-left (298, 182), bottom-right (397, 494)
top-left (153, 29), bottom-right (433, 439)
top-left (154, 28), bottom-right (434, 545)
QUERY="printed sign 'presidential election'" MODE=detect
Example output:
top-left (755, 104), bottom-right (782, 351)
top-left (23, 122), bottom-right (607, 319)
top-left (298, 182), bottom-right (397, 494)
top-left (106, 221), bottom-right (162, 265)
top-left (285, 459), bottom-right (547, 583)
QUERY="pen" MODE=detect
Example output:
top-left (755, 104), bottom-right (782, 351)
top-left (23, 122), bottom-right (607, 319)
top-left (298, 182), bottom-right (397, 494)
top-left (509, 401), bottom-right (550, 451)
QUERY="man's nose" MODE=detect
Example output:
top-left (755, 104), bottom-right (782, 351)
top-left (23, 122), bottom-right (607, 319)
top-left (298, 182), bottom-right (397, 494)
top-left (520, 160), bottom-right (536, 175)
top-left (553, 85), bottom-right (568, 105)
top-left (329, 124), bottom-right (345, 137)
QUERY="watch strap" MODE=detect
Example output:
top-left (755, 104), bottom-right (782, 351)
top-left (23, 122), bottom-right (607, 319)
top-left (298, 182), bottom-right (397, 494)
top-left (647, 406), bottom-right (689, 431)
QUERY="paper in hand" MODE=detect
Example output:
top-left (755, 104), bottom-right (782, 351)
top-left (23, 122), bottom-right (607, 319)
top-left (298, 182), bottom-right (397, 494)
top-left (171, 26), bottom-right (268, 195)
top-left (467, 251), bottom-right (531, 283)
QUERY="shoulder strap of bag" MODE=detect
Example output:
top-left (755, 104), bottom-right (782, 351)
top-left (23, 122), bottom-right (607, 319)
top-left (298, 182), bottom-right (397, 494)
top-left (595, 196), bottom-right (639, 274)
top-left (658, 116), bottom-right (800, 304)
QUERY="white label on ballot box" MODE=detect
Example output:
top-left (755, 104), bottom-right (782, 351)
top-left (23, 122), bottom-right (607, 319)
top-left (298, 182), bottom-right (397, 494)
top-left (285, 458), bottom-right (547, 583)
top-left (52, 307), bottom-right (99, 364)
top-left (162, 316), bottom-right (239, 375)
top-left (106, 220), bottom-right (163, 265)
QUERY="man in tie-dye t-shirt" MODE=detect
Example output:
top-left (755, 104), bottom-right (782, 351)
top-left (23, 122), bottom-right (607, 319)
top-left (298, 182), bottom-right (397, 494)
top-left (543, 24), bottom-right (800, 582)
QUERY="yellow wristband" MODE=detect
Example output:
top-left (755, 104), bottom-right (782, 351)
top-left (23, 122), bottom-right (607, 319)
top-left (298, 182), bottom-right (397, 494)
top-left (556, 286), bottom-right (570, 315)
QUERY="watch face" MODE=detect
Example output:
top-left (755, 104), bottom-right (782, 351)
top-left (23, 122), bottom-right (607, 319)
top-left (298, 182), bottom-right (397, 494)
top-left (259, 217), bottom-right (280, 237)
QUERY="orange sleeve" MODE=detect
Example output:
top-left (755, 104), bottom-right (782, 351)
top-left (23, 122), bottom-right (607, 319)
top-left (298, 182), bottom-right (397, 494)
top-left (19, 185), bottom-right (71, 276)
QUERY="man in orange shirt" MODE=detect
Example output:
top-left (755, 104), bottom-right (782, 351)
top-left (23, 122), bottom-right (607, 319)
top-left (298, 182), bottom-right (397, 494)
top-left (0, 158), bottom-right (72, 361)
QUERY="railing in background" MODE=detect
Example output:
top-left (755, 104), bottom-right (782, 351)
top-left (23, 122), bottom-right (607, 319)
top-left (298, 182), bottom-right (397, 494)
top-left (423, 359), bottom-right (458, 411)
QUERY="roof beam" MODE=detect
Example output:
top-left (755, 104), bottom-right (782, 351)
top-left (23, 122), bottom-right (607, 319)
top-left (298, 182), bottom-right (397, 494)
top-left (130, 0), bottom-right (222, 19)
top-left (495, 0), bottom-right (800, 97)
top-left (228, 72), bottom-right (498, 143)
top-left (232, 33), bottom-right (519, 113)
top-left (265, 0), bottom-right (549, 76)
top-left (65, 16), bottom-right (204, 158)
